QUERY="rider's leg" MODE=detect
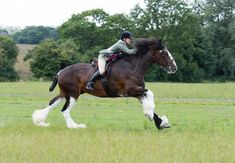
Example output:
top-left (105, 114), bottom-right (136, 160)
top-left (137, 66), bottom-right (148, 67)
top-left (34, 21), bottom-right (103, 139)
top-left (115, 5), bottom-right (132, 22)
top-left (86, 70), bottom-right (100, 91)
top-left (98, 55), bottom-right (107, 75)
top-left (86, 55), bottom-right (107, 91)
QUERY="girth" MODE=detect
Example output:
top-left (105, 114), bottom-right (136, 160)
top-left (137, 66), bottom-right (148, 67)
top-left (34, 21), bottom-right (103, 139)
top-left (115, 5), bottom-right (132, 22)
top-left (90, 59), bottom-right (119, 97)
top-left (101, 76), bottom-right (119, 97)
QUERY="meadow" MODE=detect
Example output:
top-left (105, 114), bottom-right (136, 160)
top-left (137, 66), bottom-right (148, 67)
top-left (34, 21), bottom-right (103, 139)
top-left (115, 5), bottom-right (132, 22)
top-left (0, 82), bottom-right (235, 163)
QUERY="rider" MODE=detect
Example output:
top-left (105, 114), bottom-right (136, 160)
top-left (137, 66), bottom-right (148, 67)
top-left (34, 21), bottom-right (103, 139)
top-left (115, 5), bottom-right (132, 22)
top-left (86, 31), bottom-right (137, 91)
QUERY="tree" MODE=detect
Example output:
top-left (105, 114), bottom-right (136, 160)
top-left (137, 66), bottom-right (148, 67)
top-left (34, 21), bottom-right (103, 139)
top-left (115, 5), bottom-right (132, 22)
top-left (203, 0), bottom-right (235, 80)
top-left (0, 36), bottom-right (18, 81)
top-left (59, 9), bottom-right (109, 53)
top-left (13, 26), bottom-right (59, 44)
top-left (0, 29), bottom-right (9, 36)
top-left (24, 39), bottom-right (81, 79)
top-left (130, 0), bottom-right (210, 82)
top-left (58, 9), bottom-right (135, 61)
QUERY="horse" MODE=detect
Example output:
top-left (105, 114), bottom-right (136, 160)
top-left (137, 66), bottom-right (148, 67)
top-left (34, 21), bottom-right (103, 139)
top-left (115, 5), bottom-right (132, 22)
top-left (32, 38), bottom-right (177, 130)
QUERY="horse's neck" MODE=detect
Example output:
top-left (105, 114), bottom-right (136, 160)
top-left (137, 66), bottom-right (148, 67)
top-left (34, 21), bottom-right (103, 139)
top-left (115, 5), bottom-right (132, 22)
top-left (127, 52), bottom-right (154, 75)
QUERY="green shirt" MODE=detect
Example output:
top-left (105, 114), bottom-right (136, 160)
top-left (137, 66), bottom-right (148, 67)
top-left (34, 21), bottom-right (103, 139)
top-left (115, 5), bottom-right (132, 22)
top-left (99, 40), bottom-right (137, 57)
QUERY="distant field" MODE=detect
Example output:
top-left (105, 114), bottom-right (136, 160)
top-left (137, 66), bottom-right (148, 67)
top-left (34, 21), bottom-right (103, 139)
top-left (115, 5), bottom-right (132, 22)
top-left (0, 82), bottom-right (235, 162)
top-left (15, 44), bottom-right (36, 79)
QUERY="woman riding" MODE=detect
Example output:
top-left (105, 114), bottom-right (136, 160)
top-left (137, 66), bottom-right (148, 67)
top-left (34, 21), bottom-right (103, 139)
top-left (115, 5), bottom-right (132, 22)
top-left (86, 31), bottom-right (137, 91)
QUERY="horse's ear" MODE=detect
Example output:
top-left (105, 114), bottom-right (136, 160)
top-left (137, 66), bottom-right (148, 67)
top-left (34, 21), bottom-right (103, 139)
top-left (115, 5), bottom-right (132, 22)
top-left (158, 39), bottom-right (165, 49)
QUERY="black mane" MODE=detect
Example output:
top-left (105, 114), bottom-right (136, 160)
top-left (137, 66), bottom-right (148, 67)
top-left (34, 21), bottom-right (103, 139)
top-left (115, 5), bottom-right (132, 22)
top-left (134, 38), bottom-right (165, 55)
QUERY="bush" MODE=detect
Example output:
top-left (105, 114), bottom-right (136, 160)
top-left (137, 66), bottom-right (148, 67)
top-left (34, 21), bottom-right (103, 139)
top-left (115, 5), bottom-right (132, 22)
top-left (0, 36), bottom-right (19, 81)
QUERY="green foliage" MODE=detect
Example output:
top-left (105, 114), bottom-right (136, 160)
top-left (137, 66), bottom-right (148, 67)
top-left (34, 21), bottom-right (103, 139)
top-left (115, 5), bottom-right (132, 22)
top-left (59, 9), bottom-right (109, 52)
top-left (13, 26), bottom-right (59, 44)
top-left (130, 0), bottom-right (207, 82)
top-left (59, 9), bottom-right (134, 55)
top-left (0, 29), bottom-right (9, 36)
top-left (0, 36), bottom-right (18, 81)
top-left (202, 0), bottom-right (235, 80)
top-left (24, 39), bottom-right (81, 79)
top-left (130, 0), bottom-right (234, 82)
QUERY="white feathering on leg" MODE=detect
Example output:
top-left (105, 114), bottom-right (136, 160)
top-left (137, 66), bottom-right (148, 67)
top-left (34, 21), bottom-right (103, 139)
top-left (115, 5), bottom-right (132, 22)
top-left (32, 97), bottom-right (63, 127)
top-left (141, 90), bottom-right (155, 121)
top-left (62, 97), bottom-right (87, 129)
top-left (32, 109), bottom-right (50, 127)
top-left (159, 115), bottom-right (171, 128)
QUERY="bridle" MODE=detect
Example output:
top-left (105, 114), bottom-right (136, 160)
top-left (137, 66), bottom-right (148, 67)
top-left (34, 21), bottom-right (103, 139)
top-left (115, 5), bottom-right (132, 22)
top-left (134, 50), bottom-right (158, 72)
top-left (147, 48), bottom-right (169, 63)
top-left (134, 47), bottom-right (175, 73)
top-left (147, 47), bottom-right (175, 71)
top-left (147, 51), bottom-right (158, 63)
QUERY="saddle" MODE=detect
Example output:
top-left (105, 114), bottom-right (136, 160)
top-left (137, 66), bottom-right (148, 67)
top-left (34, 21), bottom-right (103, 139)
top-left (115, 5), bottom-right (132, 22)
top-left (91, 53), bottom-right (121, 67)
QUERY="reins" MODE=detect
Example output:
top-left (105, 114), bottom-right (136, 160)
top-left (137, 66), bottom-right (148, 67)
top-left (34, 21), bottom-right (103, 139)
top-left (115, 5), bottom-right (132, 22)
top-left (147, 51), bottom-right (158, 63)
top-left (134, 51), bottom-right (157, 72)
top-left (134, 53), bottom-right (141, 72)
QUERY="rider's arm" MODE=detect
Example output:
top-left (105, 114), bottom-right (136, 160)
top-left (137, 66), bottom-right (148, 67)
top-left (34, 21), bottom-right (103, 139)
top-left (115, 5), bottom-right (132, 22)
top-left (117, 43), bottom-right (137, 55)
top-left (111, 40), bottom-right (137, 55)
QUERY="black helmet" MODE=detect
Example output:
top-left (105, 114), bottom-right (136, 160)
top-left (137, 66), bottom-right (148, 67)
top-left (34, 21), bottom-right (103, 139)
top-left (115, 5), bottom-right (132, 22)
top-left (121, 31), bottom-right (133, 40)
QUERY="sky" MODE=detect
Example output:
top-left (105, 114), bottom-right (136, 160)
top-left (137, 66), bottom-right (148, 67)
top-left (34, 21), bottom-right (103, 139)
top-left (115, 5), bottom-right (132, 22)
top-left (0, 0), bottom-right (145, 27)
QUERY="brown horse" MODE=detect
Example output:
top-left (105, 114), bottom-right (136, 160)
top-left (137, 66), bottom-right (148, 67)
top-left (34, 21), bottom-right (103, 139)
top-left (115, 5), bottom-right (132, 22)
top-left (32, 38), bottom-right (177, 130)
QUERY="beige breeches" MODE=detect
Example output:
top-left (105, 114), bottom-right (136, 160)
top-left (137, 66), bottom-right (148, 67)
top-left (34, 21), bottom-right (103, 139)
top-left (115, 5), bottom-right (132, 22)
top-left (98, 55), bottom-right (108, 75)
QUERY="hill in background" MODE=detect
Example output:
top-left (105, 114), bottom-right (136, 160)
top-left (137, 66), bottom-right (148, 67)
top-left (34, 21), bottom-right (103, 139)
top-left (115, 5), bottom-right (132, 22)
top-left (15, 44), bottom-right (35, 79)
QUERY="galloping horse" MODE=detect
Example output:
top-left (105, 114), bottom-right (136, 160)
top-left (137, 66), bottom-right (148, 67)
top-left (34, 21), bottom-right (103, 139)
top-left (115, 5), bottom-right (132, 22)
top-left (32, 38), bottom-right (177, 130)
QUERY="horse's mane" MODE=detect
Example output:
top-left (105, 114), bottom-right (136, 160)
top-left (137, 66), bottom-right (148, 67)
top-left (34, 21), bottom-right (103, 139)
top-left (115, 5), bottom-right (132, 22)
top-left (134, 38), bottom-right (165, 55)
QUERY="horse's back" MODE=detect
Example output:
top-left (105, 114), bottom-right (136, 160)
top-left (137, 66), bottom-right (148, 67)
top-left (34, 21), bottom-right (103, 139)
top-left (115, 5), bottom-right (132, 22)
top-left (59, 63), bottom-right (94, 76)
top-left (58, 63), bottom-right (95, 90)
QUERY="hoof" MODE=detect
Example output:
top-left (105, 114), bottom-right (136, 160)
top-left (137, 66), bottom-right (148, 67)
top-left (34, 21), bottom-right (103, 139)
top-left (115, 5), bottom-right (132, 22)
top-left (159, 115), bottom-right (171, 129)
top-left (77, 124), bottom-right (87, 129)
top-left (32, 109), bottom-right (49, 126)
top-left (37, 122), bottom-right (50, 127)
top-left (67, 123), bottom-right (87, 129)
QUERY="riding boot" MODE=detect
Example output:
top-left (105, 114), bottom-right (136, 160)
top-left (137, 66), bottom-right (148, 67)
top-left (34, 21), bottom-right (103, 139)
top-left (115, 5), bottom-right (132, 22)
top-left (86, 70), bottom-right (101, 91)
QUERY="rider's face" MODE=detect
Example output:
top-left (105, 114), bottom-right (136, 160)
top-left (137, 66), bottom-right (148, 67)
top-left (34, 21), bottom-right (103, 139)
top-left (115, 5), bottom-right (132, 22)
top-left (124, 38), bottom-right (132, 45)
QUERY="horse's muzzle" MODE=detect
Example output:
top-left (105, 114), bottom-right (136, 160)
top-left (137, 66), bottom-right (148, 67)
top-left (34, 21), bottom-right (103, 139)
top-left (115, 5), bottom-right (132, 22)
top-left (167, 64), bottom-right (177, 74)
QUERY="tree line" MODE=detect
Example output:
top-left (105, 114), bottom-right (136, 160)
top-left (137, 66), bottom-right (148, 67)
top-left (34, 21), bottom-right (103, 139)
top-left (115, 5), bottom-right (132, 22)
top-left (0, 0), bottom-right (234, 82)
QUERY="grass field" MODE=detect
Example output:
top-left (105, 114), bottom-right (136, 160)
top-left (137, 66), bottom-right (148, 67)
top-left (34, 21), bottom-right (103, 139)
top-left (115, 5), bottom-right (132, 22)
top-left (0, 82), bottom-right (235, 163)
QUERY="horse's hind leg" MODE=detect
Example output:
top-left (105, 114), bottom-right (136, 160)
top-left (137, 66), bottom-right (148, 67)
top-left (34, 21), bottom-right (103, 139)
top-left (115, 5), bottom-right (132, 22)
top-left (32, 95), bottom-right (63, 127)
top-left (139, 90), bottom-right (171, 129)
top-left (61, 96), bottom-right (86, 129)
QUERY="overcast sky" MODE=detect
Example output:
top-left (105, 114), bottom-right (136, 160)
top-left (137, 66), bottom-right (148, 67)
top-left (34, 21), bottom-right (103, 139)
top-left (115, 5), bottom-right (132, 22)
top-left (0, 0), bottom-right (145, 27)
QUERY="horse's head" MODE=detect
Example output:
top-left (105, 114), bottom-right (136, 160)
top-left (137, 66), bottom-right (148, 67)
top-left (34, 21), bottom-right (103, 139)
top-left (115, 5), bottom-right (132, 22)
top-left (135, 38), bottom-right (177, 74)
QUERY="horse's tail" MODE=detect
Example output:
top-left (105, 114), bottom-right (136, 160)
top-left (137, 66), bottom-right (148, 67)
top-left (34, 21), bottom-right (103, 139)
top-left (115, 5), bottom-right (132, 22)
top-left (49, 75), bottom-right (58, 92)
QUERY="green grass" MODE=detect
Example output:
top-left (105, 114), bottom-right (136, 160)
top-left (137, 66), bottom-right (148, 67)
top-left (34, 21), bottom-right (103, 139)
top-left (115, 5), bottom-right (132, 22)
top-left (0, 82), bottom-right (235, 163)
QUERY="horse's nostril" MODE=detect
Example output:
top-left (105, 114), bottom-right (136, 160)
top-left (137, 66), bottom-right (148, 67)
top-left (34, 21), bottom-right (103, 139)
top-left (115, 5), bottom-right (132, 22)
top-left (173, 66), bottom-right (177, 73)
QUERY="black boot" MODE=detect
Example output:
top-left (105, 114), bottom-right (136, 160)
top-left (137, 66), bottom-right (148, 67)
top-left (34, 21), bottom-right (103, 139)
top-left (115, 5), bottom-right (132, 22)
top-left (86, 70), bottom-right (100, 91)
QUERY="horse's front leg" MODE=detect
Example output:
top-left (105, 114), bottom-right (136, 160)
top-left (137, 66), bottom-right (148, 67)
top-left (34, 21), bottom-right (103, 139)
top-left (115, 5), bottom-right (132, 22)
top-left (139, 90), bottom-right (171, 129)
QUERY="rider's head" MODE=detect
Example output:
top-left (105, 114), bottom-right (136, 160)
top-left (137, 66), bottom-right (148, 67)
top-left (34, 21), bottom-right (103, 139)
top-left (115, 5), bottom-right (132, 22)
top-left (121, 31), bottom-right (133, 44)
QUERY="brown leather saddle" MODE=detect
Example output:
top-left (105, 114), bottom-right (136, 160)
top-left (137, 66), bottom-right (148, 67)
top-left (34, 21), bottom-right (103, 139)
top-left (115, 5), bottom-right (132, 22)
top-left (91, 53), bottom-right (120, 67)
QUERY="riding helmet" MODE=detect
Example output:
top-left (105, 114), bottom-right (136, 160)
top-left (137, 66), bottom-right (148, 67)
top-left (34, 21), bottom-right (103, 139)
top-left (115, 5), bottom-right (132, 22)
top-left (121, 31), bottom-right (133, 40)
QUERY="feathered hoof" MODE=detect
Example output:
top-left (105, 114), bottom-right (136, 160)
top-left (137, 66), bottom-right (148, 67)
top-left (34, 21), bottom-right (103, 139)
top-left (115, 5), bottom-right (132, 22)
top-left (32, 109), bottom-right (49, 126)
top-left (159, 115), bottom-right (171, 129)
top-left (67, 123), bottom-right (87, 129)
